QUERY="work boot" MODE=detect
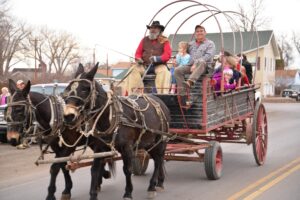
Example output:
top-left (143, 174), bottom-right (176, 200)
top-left (183, 79), bottom-right (194, 88)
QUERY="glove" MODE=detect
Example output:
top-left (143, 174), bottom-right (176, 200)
top-left (136, 58), bottom-right (144, 65)
top-left (149, 56), bottom-right (162, 63)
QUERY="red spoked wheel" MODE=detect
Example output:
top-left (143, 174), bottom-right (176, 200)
top-left (252, 103), bottom-right (268, 166)
top-left (204, 141), bottom-right (223, 180)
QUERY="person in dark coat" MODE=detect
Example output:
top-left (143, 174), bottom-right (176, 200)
top-left (237, 54), bottom-right (253, 84)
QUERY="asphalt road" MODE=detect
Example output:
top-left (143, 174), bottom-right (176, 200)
top-left (0, 103), bottom-right (299, 200)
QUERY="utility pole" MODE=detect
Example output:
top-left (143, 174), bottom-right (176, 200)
top-left (106, 53), bottom-right (109, 77)
top-left (34, 38), bottom-right (37, 82)
top-left (93, 47), bottom-right (96, 66)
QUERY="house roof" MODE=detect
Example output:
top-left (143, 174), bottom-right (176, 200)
top-left (94, 73), bottom-right (107, 79)
top-left (111, 62), bottom-right (132, 69)
top-left (168, 30), bottom-right (278, 56)
top-left (95, 68), bottom-right (130, 80)
top-left (114, 69), bottom-right (129, 80)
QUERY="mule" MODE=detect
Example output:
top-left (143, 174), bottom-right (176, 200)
top-left (6, 79), bottom-right (113, 200)
top-left (63, 63), bottom-right (170, 200)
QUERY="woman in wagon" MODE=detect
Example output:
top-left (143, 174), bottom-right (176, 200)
top-left (237, 53), bottom-right (253, 84)
top-left (170, 41), bottom-right (191, 94)
top-left (236, 55), bottom-right (250, 86)
top-left (125, 21), bottom-right (171, 95)
top-left (174, 25), bottom-right (215, 96)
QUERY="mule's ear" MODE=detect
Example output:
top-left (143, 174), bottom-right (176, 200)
top-left (8, 79), bottom-right (17, 95)
top-left (86, 62), bottom-right (99, 80)
top-left (22, 80), bottom-right (31, 97)
top-left (75, 63), bottom-right (85, 78)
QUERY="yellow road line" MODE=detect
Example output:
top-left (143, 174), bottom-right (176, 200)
top-left (244, 163), bottom-right (300, 200)
top-left (227, 157), bottom-right (300, 200)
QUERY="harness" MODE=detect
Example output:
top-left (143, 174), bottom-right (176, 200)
top-left (65, 78), bottom-right (169, 155)
top-left (6, 93), bottom-right (65, 145)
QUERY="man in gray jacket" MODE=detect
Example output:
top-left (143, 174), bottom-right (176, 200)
top-left (174, 25), bottom-right (215, 95)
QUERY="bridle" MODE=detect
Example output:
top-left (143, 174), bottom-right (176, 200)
top-left (6, 91), bottom-right (33, 127)
top-left (62, 78), bottom-right (109, 126)
top-left (62, 79), bottom-right (99, 113)
top-left (7, 93), bottom-right (36, 137)
top-left (6, 92), bottom-right (53, 140)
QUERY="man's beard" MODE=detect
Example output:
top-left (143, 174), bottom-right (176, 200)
top-left (149, 32), bottom-right (160, 40)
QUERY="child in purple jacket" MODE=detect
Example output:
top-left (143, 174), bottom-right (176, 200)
top-left (212, 67), bottom-right (236, 93)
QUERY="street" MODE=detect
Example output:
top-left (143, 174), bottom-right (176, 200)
top-left (0, 103), bottom-right (299, 200)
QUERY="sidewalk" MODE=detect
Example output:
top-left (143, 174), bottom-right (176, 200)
top-left (262, 97), bottom-right (298, 103)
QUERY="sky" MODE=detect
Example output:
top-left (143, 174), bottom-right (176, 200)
top-left (7, 0), bottom-right (300, 67)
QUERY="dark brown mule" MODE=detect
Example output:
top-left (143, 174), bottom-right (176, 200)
top-left (63, 64), bottom-right (170, 200)
top-left (6, 79), bottom-right (113, 200)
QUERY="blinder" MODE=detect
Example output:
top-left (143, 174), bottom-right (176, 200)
top-left (63, 78), bottom-right (97, 113)
top-left (6, 94), bottom-right (32, 137)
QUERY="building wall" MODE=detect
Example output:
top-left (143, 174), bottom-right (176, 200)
top-left (262, 43), bottom-right (276, 96)
top-left (246, 44), bottom-right (276, 97)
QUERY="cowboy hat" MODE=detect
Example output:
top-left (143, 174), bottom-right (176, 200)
top-left (146, 21), bottom-right (165, 32)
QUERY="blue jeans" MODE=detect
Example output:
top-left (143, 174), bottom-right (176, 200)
top-left (170, 67), bottom-right (176, 84)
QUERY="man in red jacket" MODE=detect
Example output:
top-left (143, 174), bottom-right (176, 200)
top-left (125, 21), bottom-right (171, 95)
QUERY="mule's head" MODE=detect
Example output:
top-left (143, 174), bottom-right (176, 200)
top-left (63, 63), bottom-right (99, 125)
top-left (6, 79), bottom-right (31, 146)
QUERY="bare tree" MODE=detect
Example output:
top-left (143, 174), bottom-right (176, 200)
top-left (43, 30), bottom-right (80, 77)
top-left (0, 2), bottom-right (29, 78)
top-left (278, 34), bottom-right (294, 68)
top-left (25, 27), bottom-right (80, 78)
top-left (237, 0), bottom-right (270, 31)
top-left (292, 31), bottom-right (300, 55)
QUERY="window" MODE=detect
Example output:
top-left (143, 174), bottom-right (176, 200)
top-left (270, 58), bottom-right (273, 71)
top-left (257, 57), bottom-right (261, 71)
top-left (264, 57), bottom-right (267, 71)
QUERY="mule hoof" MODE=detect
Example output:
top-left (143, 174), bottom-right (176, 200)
top-left (155, 186), bottom-right (164, 192)
top-left (60, 193), bottom-right (71, 200)
top-left (46, 196), bottom-right (56, 200)
top-left (147, 191), bottom-right (157, 199)
top-left (103, 171), bottom-right (111, 179)
top-left (97, 186), bottom-right (101, 192)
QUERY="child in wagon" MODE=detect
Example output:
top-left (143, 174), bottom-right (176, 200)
top-left (212, 56), bottom-right (237, 93)
top-left (170, 41), bottom-right (191, 94)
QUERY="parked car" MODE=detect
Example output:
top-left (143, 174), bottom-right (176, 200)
top-left (297, 93), bottom-right (300, 101)
top-left (30, 83), bottom-right (68, 96)
top-left (282, 89), bottom-right (298, 98)
top-left (0, 105), bottom-right (7, 143)
top-left (0, 83), bottom-right (68, 143)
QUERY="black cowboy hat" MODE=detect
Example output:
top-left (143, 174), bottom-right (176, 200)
top-left (146, 21), bottom-right (165, 32)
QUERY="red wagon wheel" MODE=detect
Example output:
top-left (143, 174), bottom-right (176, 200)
top-left (252, 103), bottom-right (268, 166)
top-left (204, 141), bottom-right (223, 180)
